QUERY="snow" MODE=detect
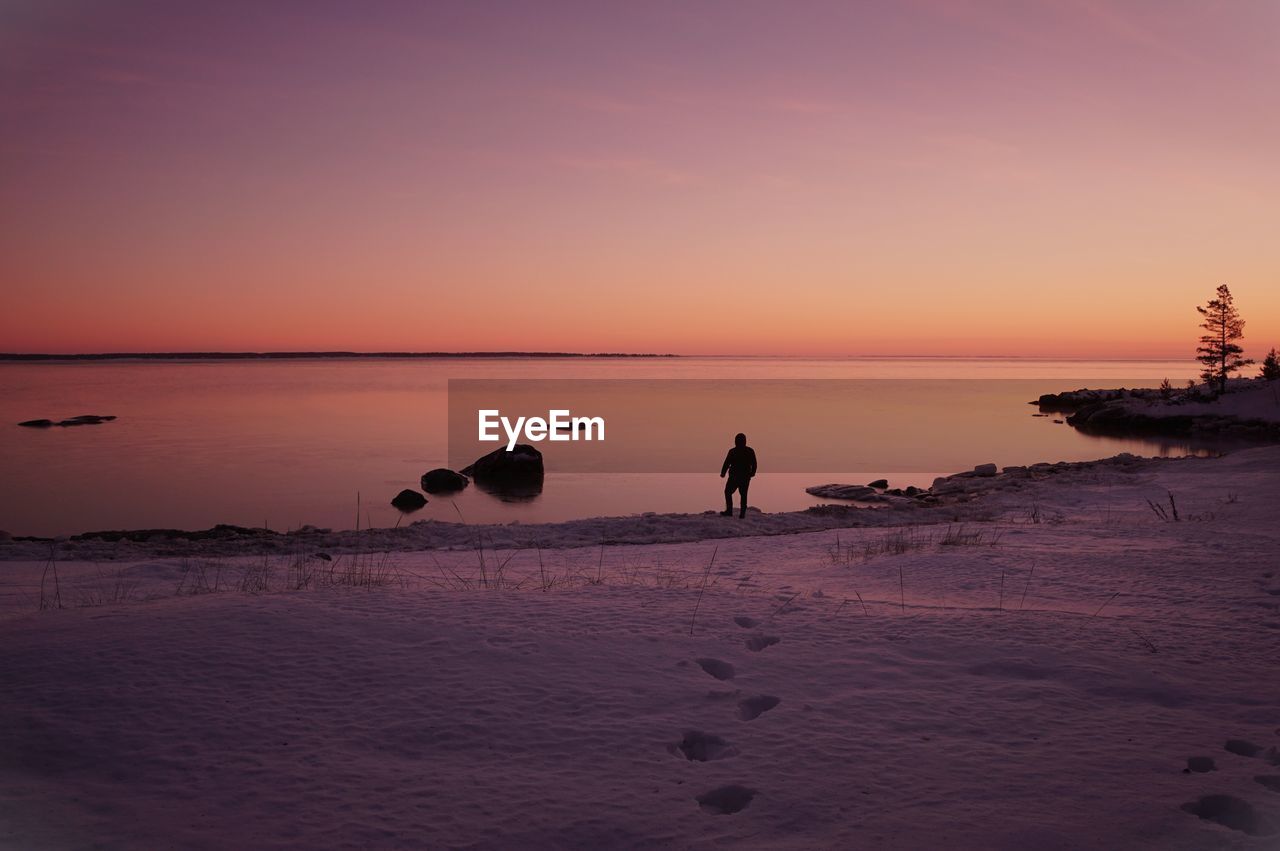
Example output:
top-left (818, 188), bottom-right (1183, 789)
top-left (1139, 379), bottom-right (1280, 423)
top-left (2, 448), bottom-right (1280, 848)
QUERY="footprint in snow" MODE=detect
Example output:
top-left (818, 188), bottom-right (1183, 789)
top-left (1181, 794), bottom-right (1276, 836)
top-left (745, 634), bottom-right (780, 652)
top-left (696, 785), bottom-right (755, 815)
top-left (738, 694), bottom-right (780, 721)
top-left (733, 616), bottom-right (758, 629)
top-left (1225, 740), bottom-right (1280, 764)
top-left (1226, 739), bottom-right (1262, 757)
top-left (672, 730), bottom-right (736, 762)
top-left (695, 658), bottom-right (735, 681)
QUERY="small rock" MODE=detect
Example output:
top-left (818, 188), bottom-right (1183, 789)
top-left (805, 484), bottom-right (876, 500)
top-left (973, 463), bottom-right (998, 477)
top-left (867, 478), bottom-right (889, 489)
top-left (19, 415), bottom-right (117, 428)
top-left (390, 489), bottom-right (428, 512)
top-left (421, 468), bottom-right (469, 493)
top-left (57, 414), bottom-right (116, 426)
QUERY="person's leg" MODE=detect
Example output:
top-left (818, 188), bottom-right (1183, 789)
top-left (723, 479), bottom-right (734, 515)
top-left (738, 479), bottom-right (750, 518)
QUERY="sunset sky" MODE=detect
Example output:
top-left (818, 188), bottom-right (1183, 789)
top-left (2, 0), bottom-right (1277, 357)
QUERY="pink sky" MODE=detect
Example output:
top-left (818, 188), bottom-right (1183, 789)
top-left (2, 0), bottom-right (1277, 357)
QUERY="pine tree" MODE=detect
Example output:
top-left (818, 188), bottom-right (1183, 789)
top-left (1195, 284), bottom-right (1252, 394)
top-left (1262, 348), bottom-right (1280, 381)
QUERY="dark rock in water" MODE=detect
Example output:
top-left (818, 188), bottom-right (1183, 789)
top-left (1033, 388), bottom-right (1138, 411)
top-left (904, 486), bottom-right (922, 496)
top-left (390, 489), bottom-right (427, 512)
top-left (421, 468), bottom-right (469, 493)
top-left (867, 478), bottom-right (889, 489)
top-left (18, 415), bottom-right (116, 428)
top-left (461, 444), bottom-right (545, 496)
top-left (58, 414), bottom-right (116, 426)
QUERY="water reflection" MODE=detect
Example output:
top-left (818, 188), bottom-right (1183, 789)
top-left (2, 358), bottom-right (1253, 536)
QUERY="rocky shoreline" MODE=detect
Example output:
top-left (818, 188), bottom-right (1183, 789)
top-left (1032, 378), bottom-right (1280, 441)
top-left (1, 452), bottom-right (1174, 560)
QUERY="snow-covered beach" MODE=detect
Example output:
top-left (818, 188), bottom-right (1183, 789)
top-left (4, 445), bottom-right (1279, 849)
top-left (8, 0), bottom-right (1280, 845)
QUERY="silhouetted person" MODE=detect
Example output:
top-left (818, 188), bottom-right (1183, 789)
top-left (720, 432), bottom-right (757, 518)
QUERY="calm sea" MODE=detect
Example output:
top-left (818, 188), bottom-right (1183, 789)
top-left (0, 357), bottom-right (1207, 537)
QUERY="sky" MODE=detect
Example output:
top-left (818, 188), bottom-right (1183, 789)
top-left (2, 0), bottom-right (1278, 357)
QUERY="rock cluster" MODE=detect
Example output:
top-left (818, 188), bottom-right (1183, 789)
top-left (18, 415), bottom-right (117, 428)
top-left (806, 476), bottom-right (939, 508)
top-left (809, 455), bottom-right (1151, 509)
top-left (1067, 402), bottom-right (1280, 440)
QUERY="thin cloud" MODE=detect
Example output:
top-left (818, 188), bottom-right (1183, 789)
top-left (1070, 0), bottom-right (1208, 67)
top-left (91, 68), bottom-right (158, 86)
top-left (544, 89), bottom-right (643, 114)
top-left (557, 156), bottom-right (699, 185)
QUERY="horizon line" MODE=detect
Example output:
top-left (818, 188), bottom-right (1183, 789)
top-left (0, 351), bottom-right (1198, 363)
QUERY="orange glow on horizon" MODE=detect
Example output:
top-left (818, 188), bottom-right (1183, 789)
top-left (2, 2), bottom-right (1277, 358)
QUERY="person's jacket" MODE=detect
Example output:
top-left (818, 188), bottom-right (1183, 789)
top-left (721, 446), bottom-right (757, 479)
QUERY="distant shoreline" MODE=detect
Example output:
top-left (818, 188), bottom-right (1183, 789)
top-left (0, 352), bottom-right (1195, 362)
top-left (0, 351), bottom-right (681, 362)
